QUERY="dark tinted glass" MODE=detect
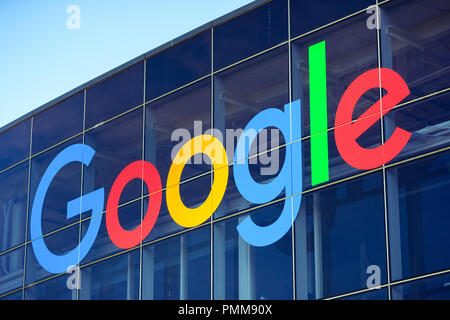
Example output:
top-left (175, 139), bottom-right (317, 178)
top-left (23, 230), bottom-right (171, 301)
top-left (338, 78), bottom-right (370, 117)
top-left (383, 91), bottom-right (450, 163)
top-left (339, 288), bottom-right (388, 300)
top-left (290, 0), bottom-right (375, 38)
top-left (28, 136), bottom-right (82, 237)
top-left (0, 119), bottom-right (30, 171)
top-left (0, 290), bottom-right (22, 300)
top-left (144, 173), bottom-right (211, 243)
top-left (24, 274), bottom-right (75, 300)
top-left (0, 246), bottom-right (24, 296)
top-left (213, 0), bottom-right (288, 70)
top-left (214, 45), bottom-right (289, 158)
top-left (84, 109), bottom-right (142, 211)
top-left (214, 202), bottom-right (293, 300)
top-left (142, 226), bottom-right (211, 300)
top-left (79, 249), bottom-right (139, 300)
top-left (0, 162), bottom-right (28, 251)
top-left (379, 0), bottom-right (450, 102)
top-left (146, 30), bottom-right (211, 100)
top-left (301, 116), bottom-right (382, 190)
top-left (32, 92), bottom-right (84, 154)
top-left (392, 273), bottom-right (450, 300)
top-left (387, 150), bottom-right (450, 281)
top-left (86, 62), bottom-right (144, 128)
top-left (81, 200), bottom-right (141, 265)
top-left (295, 173), bottom-right (387, 299)
top-left (291, 12), bottom-right (378, 137)
top-left (26, 224), bottom-right (79, 285)
top-left (145, 79), bottom-right (211, 188)
top-left (215, 147), bottom-right (286, 219)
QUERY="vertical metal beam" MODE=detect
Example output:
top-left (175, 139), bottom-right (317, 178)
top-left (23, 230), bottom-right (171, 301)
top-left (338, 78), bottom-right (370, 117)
top-left (180, 235), bottom-right (188, 299)
top-left (313, 192), bottom-right (323, 299)
top-left (238, 216), bottom-right (253, 299)
top-left (292, 41), bottom-right (309, 300)
top-left (127, 253), bottom-right (136, 300)
top-left (142, 246), bottom-right (155, 300)
top-left (79, 268), bottom-right (91, 300)
top-left (213, 222), bottom-right (226, 299)
top-left (379, 5), bottom-right (395, 299)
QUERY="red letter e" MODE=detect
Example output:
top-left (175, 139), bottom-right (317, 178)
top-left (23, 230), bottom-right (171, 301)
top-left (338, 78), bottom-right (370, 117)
top-left (334, 68), bottom-right (411, 170)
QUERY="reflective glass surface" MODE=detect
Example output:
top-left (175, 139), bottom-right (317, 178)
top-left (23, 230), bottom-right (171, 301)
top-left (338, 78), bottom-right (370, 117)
top-left (32, 91), bottom-right (84, 154)
top-left (387, 150), bottom-right (450, 281)
top-left (214, 202), bottom-right (293, 300)
top-left (86, 62), bottom-right (144, 128)
top-left (0, 162), bottom-right (28, 251)
top-left (214, 45), bottom-right (289, 156)
top-left (291, 12), bottom-right (378, 137)
top-left (339, 288), bottom-right (388, 300)
top-left (392, 273), bottom-right (450, 300)
top-left (214, 0), bottom-right (288, 70)
top-left (146, 31), bottom-right (211, 100)
top-left (28, 136), bottom-right (82, 236)
top-left (379, 0), bottom-right (450, 102)
top-left (25, 274), bottom-right (75, 300)
top-left (290, 0), bottom-right (376, 38)
top-left (0, 246), bottom-right (24, 296)
top-left (79, 249), bottom-right (140, 300)
top-left (84, 109), bottom-right (142, 210)
top-left (80, 200), bottom-right (141, 264)
top-left (0, 119), bottom-right (30, 171)
top-left (26, 224), bottom-right (80, 285)
top-left (383, 91), bottom-right (450, 163)
top-left (145, 79), bottom-right (211, 188)
top-left (142, 226), bottom-right (210, 300)
top-left (295, 172), bottom-right (387, 299)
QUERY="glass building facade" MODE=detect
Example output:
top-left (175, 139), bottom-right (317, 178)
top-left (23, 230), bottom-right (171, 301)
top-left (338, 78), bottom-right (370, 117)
top-left (0, 0), bottom-right (449, 300)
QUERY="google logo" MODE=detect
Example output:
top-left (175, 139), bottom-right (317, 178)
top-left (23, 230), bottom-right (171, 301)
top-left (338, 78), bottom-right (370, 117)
top-left (30, 41), bottom-right (412, 274)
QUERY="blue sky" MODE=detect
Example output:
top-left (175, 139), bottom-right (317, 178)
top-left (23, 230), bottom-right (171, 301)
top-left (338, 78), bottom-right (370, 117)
top-left (0, 0), bottom-right (254, 128)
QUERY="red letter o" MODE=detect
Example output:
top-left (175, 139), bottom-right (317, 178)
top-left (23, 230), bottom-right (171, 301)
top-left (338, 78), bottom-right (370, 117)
top-left (106, 161), bottom-right (162, 249)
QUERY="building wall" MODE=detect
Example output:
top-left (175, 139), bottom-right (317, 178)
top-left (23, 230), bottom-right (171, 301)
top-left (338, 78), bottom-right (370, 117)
top-left (0, 0), bottom-right (449, 300)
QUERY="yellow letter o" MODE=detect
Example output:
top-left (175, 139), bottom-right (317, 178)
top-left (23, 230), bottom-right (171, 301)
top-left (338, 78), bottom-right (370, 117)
top-left (166, 134), bottom-right (228, 227)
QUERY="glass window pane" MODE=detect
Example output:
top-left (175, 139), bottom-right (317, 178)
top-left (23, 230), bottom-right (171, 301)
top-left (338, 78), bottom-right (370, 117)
top-left (0, 246), bottom-right (24, 296)
top-left (215, 147), bottom-right (286, 219)
top-left (0, 119), bottom-right (30, 171)
top-left (32, 91), bottom-right (84, 154)
top-left (295, 172), bottom-right (387, 299)
top-left (380, 0), bottom-right (450, 102)
top-left (301, 115), bottom-right (382, 190)
top-left (0, 290), bottom-right (22, 300)
top-left (142, 226), bottom-right (211, 300)
top-left (383, 91), bottom-right (450, 163)
top-left (213, 0), bottom-right (288, 70)
top-left (145, 79), bottom-right (211, 189)
top-left (291, 12), bottom-right (378, 137)
top-left (79, 249), bottom-right (139, 300)
top-left (26, 224), bottom-right (79, 285)
top-left (80, 200), bottom-right (141, 265)
top-left (338, 288), bottom-right (388, 300)
top-left (86, 62), bottom-right (144, 128)
top-left (392, 273), bottom-right (450, 300)
top-left (144, 173), bottom-right (211, 243)
top-left (84, 109), bottom-right (142, 211)
top-left (24, 274), bottom-right (75, 300)
top-left (28, 136), bottom-right (82, 236)
top-left (214, 201), bottom-right (293, 300)
top-left (387, 150), bottom-right (450, 281)
top-left (0, 162), bottom-right (28, 251)
top-left (290, 0), bottom-right (375, 38)
top-left (146, 30), bottom-right (211, 100)
top-left (214, 45), bottom-right (289, 157)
